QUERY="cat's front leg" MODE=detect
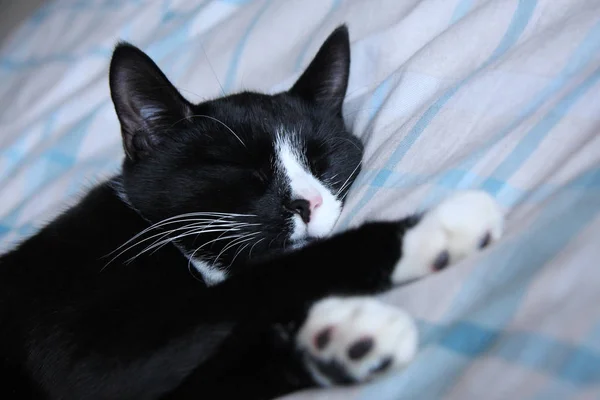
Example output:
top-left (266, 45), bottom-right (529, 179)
top-left (295, 190), bottom-right (504, 386)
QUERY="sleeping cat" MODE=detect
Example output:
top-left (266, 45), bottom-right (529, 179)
top-left (0, 26), bottom-right (503, 399)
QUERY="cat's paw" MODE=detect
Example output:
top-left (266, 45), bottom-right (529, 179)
top-left (392, 190), bottom-right (504, 283)
top-left (297, 296), bottom-right (418, 386)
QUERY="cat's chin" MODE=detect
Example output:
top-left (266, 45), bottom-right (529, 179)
top-left (288, 236), bottom-right (319, 251)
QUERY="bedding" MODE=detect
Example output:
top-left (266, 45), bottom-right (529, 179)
top-left (1, 0), bottom-right (599, 399)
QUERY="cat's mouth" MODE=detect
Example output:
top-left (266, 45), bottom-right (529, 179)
top-left (289, 198), bottom-right (342, 242)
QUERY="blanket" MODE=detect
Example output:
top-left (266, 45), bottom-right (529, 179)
top-left (1, 1), bottom-right (599, 399)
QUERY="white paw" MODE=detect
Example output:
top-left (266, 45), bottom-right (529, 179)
top-left (296, 297), bottom-right (418, 386)
top-left (392, 190), bottom-right (504, 283)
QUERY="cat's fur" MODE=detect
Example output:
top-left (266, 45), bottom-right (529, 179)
top-left (0, 26), bottom-right (502, 400)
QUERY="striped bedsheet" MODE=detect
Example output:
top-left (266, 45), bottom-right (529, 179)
top-left (1, 1), bottom-right (599, 399)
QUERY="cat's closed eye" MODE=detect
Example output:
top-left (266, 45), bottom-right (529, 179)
top-left (309, 156), bottom-right (329, 177)
top-left (252, 169), bottom-right (270, 184)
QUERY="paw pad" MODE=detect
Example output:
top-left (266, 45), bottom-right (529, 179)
top-left (370, 356), bottom-right (393, 373)
top-left (432, 250), bottom-right (450, 271)
top-left (315, 327), bottom-right (333, 350)
top-left (347, 337), bottom-right (374, 360)
top-left (478, 231), bottom-right (492, 249)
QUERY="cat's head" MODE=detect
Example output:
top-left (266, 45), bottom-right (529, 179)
top-left (109, 26), bottom-right (362, 283)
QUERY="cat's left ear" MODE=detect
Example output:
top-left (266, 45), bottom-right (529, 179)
top-left (290, 25), bottom-right (350, 115)
top-left (109, 43), bottom-right (192, 161)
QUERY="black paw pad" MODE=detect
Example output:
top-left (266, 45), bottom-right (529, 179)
top-left (370, 356), bottom-right (393, 374)
top-left (432, 250), bottom-right (450, 271)
top-left (478, 231), bottom-right (492, 249)
top-left (315, 327), bottom-right (333, 350)
top-left (347, 337), bottom-right (374, 360)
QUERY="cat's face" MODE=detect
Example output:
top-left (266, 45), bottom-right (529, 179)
top-left (109, 26), bottom-right (362, 282)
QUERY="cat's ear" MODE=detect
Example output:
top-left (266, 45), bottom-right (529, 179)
top-left (290, 25), bottom-right (350, 114)
top-left (109, 43), bottom-right (192, 161)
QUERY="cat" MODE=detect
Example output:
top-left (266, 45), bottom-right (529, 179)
top-left (0, 25), bottom-right (503, 400)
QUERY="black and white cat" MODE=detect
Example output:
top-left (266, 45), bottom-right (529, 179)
top-left (0, 26), bottom-right (503, 399)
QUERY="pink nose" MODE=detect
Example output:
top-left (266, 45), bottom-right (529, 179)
top-left (288, 194), bottom-right (323, 223)
top-left (309, 195), bottom-right (323, 212)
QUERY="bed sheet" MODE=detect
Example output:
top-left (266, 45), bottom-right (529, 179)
top-left (1, 0), bottom-right (599, 399)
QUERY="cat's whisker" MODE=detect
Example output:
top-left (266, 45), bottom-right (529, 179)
top-left (268, 231), bottom-right (285, 250)
top-left (212, 233), bottom-right (260, 267)
top-left (170, 114), bottom-right (247, 148)
top-left (247, 238), bottom-right (265, 260)
top-left (130, 227), bottom-right (251, 266)
top-left (144, 225), bottom-right (255, 256)
top-left (136, 221), bottom-right (261, 258)
top-left (105, 212), bottom-right (256, 257)
top-left (186, 231), bottom-right (253, 271)
top-left (193, 230), bottom-right (251, 255)
top-left (228, 241), bottom-right (254, 267)
top-left (318, 135), bottom-right (362, 152)
top-left (199, 41), bottom-right (226, 96)
top-left (125, 228), bottom-right (246, 265)
top-left (129, 220), bottom-right (248, 252)
top-left (336, 161), bottom-right (362, 198)
top-left (103, 219), bottom-right (253, 268)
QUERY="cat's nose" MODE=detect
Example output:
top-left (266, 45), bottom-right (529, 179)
top-left (289, 196), bottom-right (322, 223)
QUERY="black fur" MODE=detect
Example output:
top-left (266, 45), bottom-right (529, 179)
top-left (0, 26), bottom-right (419, 399)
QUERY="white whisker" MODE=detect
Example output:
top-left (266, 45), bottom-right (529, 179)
top-left (126, 229), bottom-right (242, 265)
top-left (336, 161), bottom-right (362, 198)
top-left (212, 233), bottom-right (260, 267)
top-left (229, 241), bottom-right (253, 267)
top-left (103, 220), bottom-right (255, 268)
top-left (106, 212), bottom-right (256, 257)
top-left (248, 238), bottom-right (265, 260)
top-left (171, 114), bottom-right (247, 148)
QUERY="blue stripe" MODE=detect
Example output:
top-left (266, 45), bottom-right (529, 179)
top-left (0, 111), bottom-right (58, 186)
top-left (223, 0), bottom-right (272, 92)
top-left (417, 65), bottom-right (600, 209)
top-left (433, 173), bottom-right (600, 394)
top-left (421, 19), bottom-right (600, 204)
top-left (338, 0), bottom-right (537, 229)
top-left (220, 0), bottom-right (252, 4)
top-left (0, 0), bottom-right (208, 70)
top-left (450, 0), bottom-right (476, 23)
top-left (339, 0), bottom-right (481, 129)
top-left (429, 322), bottom-right (600, 385)
top-left (530, 320), bottom-right (600, 399)
top-left (482, 72), bottom-right (600, 195)
top-left (161, 0), bottom-right (210, 22)
top-left (367, 76), bottom-right (393, 121)
top-left (359, 175), bottom-right (600, 399)
top-left (349, 166), bottom-right (600, 210)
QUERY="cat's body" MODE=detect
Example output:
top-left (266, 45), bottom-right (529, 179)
top-left (0, 26), bottom-right (503, 399)
top-left (0, 180), bottom-right (404, 399)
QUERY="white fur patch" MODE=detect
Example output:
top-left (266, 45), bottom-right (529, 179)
top-left (392, 190), bottom-right (504, 283)
top-left (191, 259), bottom-right (227, 286)
top-left (275, 131), bottom-right (341, 241)
top-left (297, 296), bottom-right (418, 385)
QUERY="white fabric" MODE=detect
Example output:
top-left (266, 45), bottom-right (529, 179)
top-left (1, 1), bottom-right (599, 399)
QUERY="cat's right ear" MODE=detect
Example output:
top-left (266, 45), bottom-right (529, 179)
top-left (109, 43), bottom-right (192, 161)
top-left (290, 25), bottom-right (351, 115)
